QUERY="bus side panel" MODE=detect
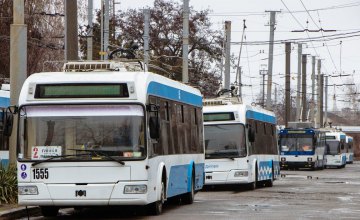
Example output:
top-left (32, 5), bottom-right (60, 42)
top-left (167, 164), bottom-right (189, 197)
top-left (195, 162), bottom-right (204, 191)
top-left (258, 159), bottom-right (273, 181)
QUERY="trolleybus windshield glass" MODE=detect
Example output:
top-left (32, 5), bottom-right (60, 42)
top-left (326, 141), bottom-right (340, 155)
top-left (18, 105), bottom-right (145, 161)
top-left (280, 134), bottom-right (314, 152)
top-left (204, 124), bottom-right (246, 159)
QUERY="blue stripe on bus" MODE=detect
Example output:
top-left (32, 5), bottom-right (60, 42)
top-left (281, 151), bottom-right (315, 156)
top-left (0, 97), bottom-right (9, 108)
top-left (340, 135), bottom-right (346, 140)
top-left (167, 162), bottom-right (204, 198)
top-left (147, 81), bottom-right (202, 107)
top-left (246, 110), bottom-right (276, 124)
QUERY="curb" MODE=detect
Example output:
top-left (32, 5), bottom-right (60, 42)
top-left (0, 206), bottom-right (40, 220)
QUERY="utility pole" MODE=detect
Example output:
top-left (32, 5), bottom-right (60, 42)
top-left (143, 9), bottom-right (150, 70)
top-left (236, 19), bottom-right (246, 98)
top-left (100, 0), bottom-right (104, 60)
top-left (104, 0), bottom-right (110, 60)
top-left (224, 21), bottom-right (231, 90)
top-left (265, 10), bottom-right (280, 110)
top-left (10, 0), bottom-right (27, 164)
top-left (320, 74), bottom-right (324, 127)
top-left (324, 76), bottom-right (328, 126)
top-left (301, 54), bottom-right (307, 122)
top-left (182, 0), bottom-right (189, 83)
top-left (87, 0), bottom-right (93, 60)
top-left (65, 0), bottom-right (78, 61)
top-left (296, 44), bottom-right (302, 121)
top-left (285, 42), bottom-right (291, 127)
top-left (316, 59), bottom-right (322, 128)
top-left (310, 56), bottom-right (315, 124)
top-left (259, 65), bottom-right (267, 107)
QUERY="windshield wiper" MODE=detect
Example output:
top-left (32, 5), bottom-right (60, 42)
top-left (32, 153), bottom-right (91, 166)
top-left (68, 148), bottom-right (125, 165)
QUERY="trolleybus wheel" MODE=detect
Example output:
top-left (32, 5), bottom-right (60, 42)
top-left (149, 180), bottom-right (165, 215)
top-left (249, 165), bottom-right (258, 190)
top-left (182, 171), bottom-right (195, 204)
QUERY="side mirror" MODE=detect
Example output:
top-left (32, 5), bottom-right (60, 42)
top-left (247, 124), bottom-right (255, 143)
top-left (149, 116), bottom-right (160, 139)
top-left (3, 110), bottom-right (14, 137)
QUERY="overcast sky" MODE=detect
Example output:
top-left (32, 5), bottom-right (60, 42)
top-left (95, 0), bottom-right (360, 110)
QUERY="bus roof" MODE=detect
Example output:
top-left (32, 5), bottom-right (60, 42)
top-left (19, 64), bottom-right (202, 107)
top-left (203, 103), bottom-right (276, 124)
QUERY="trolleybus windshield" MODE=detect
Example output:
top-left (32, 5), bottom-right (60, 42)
top-left (204, 124), bottom-right (246, 159)
top-left (18, 105), bottom-right (145, 161)
top-left (280, 134), bottom-right (314, 152)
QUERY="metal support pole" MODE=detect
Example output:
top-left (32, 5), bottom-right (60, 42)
top-left (104, 0), bottom-right (109, 60)
top-left (301, 54), bottom-right (307, 122)
top-left (320, 74), bottom-right (324, 127)
top-left (266, 11), bottom-right (279, 110)
top-left (325, 76), bottom-right (328, 126)
top-left (296, 44), bottom-right (302, 121)
top-left (310, 56), bottom-right (315, 124)
top-left (224, 21), bottom-right (231, 90)
top-left (262, 74), bottom-right (265, 107)
top-left (10, 0), bottom-right (27, 164)
top-left (182, 0), bottom-right (189, 83)
top-left (316, 59), bottom-right (321, 128)
top-left (65, 0), bottom-right (78, 61)
top-left (100, 0), bottom-right (104, 60)
top-left (87, 0), bottom-right (93, 60)
top-left (143, 9), bottom-right (150, 71)
top-left (285, 42), bottom-right (291, 127)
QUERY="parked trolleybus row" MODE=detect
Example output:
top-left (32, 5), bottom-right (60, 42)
top-left (0, 57), bottom-right (354, 217)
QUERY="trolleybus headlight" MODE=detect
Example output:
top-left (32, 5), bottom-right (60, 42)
top-left (234, 171), bottom-right (248, 177)
top-left (124, 185), bottom-right (147, 194)
top-left (18, 186), bottom-right (38, 195)
top-left (281, 157), bottom-right (286, 162)
top-left (307, 157), bottom-right (313, 162)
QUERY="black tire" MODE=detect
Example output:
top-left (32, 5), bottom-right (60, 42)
top-left (148, 181), bottom-right (165, 215)
top-left (249, 165), bottom-right (258, 190)
top-left (265, 164), bottom-right (274, 187)
top-left (40, 206), bottom-right (59, 217)
top-left (182, 171), bottom-right (195, 204)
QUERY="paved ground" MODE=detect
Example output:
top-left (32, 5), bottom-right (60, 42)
top-left (4, 161), bottom-right (360, 219)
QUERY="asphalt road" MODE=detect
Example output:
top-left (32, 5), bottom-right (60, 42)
top-left (22, 161), bottom-right (360, 220)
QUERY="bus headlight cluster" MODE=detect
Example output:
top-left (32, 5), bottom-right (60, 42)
top-left (124, 185), bottom-right (147, 194)
top-left (234, 171), bottom-right (248, 177)
top-left (18, 186), bottom-right (38, 195)
top-left (307, 158), bottom-right (313, 162)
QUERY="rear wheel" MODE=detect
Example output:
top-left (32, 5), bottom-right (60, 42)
top-left (265, 164), bottom-right (274, 187)
top-left (182, 171), bottom-right (195, 204)
top-left (40, 206), bottom-right (59, 217)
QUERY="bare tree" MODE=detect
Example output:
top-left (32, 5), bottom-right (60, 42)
top-left (79, 0), bottom-right (223, 97)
